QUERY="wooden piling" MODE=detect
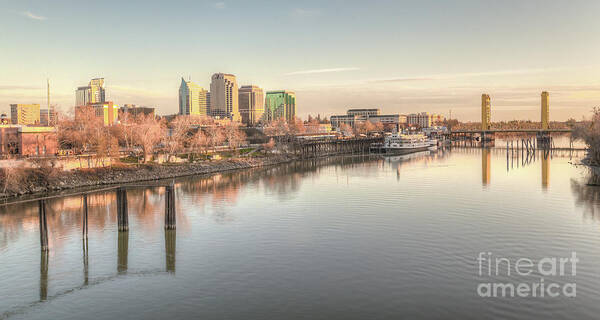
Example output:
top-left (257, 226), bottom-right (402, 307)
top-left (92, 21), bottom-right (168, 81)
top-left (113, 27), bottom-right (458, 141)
top-left (82, 194), bottom-right (88, 238)
top-left (117, 187), bottom-right (129, 231)
top-left (38, 200), bottom-right (49, 251)
top-left (165, 184), bottom-right (176, 230)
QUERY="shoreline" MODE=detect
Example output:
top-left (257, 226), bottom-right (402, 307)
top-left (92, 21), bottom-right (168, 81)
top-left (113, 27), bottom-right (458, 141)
top-left (0, 154), bottom-right (298, 202)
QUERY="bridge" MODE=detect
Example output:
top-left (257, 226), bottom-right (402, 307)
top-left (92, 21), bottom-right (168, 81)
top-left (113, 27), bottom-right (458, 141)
top-left (448, 91), bottom-right (572, 144)
top-left (450, 128), bottom-right (571, 134)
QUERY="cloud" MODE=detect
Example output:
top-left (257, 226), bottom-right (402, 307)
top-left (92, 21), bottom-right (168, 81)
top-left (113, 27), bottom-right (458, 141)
top-left (214, 2), bottom-right (226, 9)
top-left (22, 11), bottom-right (46, 20)
top-left (0, 85), bottom-right (41, 90)
top-left (369, 68), bottom-right (556, 83)
top-left (370, 77), bottom-right (435, 83)
top-left (292, 8), bottom-right (321, 18)
top-left (285, 67), bottom-right (360, 76)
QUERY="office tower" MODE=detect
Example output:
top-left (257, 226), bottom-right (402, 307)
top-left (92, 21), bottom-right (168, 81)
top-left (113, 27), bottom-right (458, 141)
top-left (481, 94), bottom-right (491, 130)
top-left (10, 104), bottom-right (41, 125)
top-left (76, 86), bottom-right (90, 106)
top-left (264, 91), bottom-right (296, 122)
top-left (210, 73), bottom-right (239, 121)
top-left (75, 101), bottom-right (119, 126)
top-left (179, 78), bottom-right (210, 116)
top-left (76, 78), bottom-right (106, 106)
top-left (89, 78), bottom-right (106, 103)
top-left (541, 91), bottom-right (549, 130)
top-left (238, 85), bottom-right (264, 126)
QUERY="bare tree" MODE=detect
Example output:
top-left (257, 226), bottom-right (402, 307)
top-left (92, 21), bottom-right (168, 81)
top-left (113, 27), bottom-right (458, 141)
top-left (289, 117), bottom-right (306, 135)
top-left (206, 125), bottom-right (226, 153)
top-left (306, 118), bottom-right (321, 134)
top-left (262, 138), bottom-right (275, 154)
top-left (164, 115), bottom-right (192, 162)
top-left (224, 122), bottom-right (247, 152)
top-left (133, 114), bottom-right (164, 162)
top-left (264, 118), bottom-right (289, 137)
top-left (354, 121), bottom-right (376, 136)
top-left (191, 129), bottom-right (209, 155)
top-left (574, 107), bottom-right (600, 165)
top-left (339, 123), bottom-right (354, 137)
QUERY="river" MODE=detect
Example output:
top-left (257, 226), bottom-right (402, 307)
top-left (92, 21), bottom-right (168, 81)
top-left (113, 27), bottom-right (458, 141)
top-left (1, 147), bottom-right (600, 319)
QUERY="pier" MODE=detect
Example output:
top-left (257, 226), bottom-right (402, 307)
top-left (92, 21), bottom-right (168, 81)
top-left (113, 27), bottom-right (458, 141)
top-left (292, 137), bottom-right (382, 158)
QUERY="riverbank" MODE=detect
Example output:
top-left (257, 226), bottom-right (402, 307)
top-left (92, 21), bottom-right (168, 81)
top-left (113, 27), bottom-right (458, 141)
top-left (0, 154), bottom-right (297, 200)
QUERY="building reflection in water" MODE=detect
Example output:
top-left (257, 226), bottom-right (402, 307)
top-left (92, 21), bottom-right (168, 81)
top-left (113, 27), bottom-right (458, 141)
top-left (482, 148), bottom-right (491, 185)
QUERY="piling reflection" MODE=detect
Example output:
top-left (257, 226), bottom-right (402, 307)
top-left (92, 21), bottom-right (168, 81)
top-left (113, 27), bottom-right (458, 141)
top-left (83, 237), bottom-right (89, 285)
top-left (165, 230), bottom-right (176, 273)
top-left (117, 231), bottom-right (129, 274)
top-left (39, 250), bottom-right (48, 301)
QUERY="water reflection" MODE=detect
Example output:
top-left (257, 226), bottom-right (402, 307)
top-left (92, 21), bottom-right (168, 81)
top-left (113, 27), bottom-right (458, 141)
top-left (117, 231), bottom-right (129, 274)
top-left (165, 230), bottom-right (176, 273)
top-left (39, 251), bottom-right (48, 301)
top-left (4, 150), bottom-right (600, 320)
top-left (571, 173), bottom-right (600, 221)
top-left (542, 155), bottom-right (550, 189)
top-left (482, 148), bottom-right (491, 185)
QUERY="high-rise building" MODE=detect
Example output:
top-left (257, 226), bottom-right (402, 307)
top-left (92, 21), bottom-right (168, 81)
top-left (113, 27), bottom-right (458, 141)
top-left (10, 104), bottom-right (41, 125)
top-left (76, 78), bottom-right (106, 106)
top-left (76, 86), bottom-right (91, 106)
top-left (238, 85), bottom-right (264, 126)
top-left (179, 78), bottom-right (210, 116)
top-left (264, 91), bottom-right (296, 122)
top-left (481, 94), bottom-right (491, 130)
top-left (210, 73), bottom-right (239, 121)
top-left (89, 78), bottom-right (105, 103)
top-left (75, 101), bottom-right (119, 126)
top-left (541, 91), bottom-right (549, 130)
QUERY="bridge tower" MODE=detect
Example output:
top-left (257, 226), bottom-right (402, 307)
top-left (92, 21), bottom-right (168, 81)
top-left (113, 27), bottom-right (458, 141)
top-left (541, 91), bottom-right (549, 130)
top-left (481, 94), bottom-right (491, 131)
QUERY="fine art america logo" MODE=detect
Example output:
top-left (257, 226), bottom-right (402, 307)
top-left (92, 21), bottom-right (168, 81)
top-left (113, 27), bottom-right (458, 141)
top-left (476, 252), bottom-right (577, 298)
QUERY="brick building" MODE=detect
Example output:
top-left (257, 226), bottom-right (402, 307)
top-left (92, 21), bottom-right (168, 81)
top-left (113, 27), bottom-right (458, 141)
top-left (0, 125), bottom-right (58, 156)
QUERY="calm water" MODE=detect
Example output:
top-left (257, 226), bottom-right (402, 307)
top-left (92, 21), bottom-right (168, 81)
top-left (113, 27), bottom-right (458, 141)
top-left (2, 147), bottom-right (600, 319)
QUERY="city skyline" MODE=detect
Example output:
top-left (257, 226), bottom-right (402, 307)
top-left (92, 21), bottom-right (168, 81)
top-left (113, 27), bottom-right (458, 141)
top-left (1, 0), bottom-right (599, 121)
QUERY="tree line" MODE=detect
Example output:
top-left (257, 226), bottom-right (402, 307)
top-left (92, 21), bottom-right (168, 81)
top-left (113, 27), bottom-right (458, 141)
top-left (58, 106), bottom-right (249, 162)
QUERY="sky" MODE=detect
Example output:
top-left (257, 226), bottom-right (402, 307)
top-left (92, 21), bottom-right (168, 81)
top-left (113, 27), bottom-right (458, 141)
top-left (1, 0), bottom-right (599, 121)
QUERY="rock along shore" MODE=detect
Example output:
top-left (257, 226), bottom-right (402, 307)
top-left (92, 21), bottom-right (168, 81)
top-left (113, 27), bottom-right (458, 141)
top-left (1, 155), bottom-right (296, 201)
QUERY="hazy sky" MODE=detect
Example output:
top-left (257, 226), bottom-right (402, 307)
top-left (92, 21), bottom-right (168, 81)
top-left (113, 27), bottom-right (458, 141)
top-left (1, 0), bottom-right (599, 121)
